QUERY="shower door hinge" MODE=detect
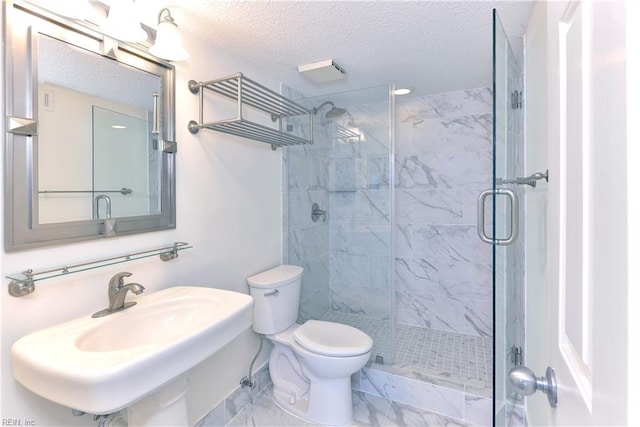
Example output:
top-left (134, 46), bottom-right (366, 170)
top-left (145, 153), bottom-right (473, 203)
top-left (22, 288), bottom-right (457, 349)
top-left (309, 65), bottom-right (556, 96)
top-left (511, 91), bottom-right (523, 109)
top-left (511, 345), bottom-right (524, 366)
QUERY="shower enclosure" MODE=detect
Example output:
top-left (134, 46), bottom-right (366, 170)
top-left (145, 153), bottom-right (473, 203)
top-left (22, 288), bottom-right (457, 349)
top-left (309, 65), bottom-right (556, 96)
top-left (284, 85), bottom-right (395, 365)
top-left (283, 12), bottom-right (524, 425)
top-left (492, 9), bottom-right (526, 426)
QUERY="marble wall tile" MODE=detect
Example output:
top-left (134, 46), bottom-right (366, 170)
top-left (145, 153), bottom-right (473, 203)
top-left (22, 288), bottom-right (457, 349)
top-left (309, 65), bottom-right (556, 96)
top-left (329, 252), bottom-right (370, 286)
top-left (360, 366), bottom-right (464, 420)
top-left (287, 229), bottom-right (302, 266)
top-left (396, 114), bottom-right (492, 159)
top-left (298, 254), bottom-right (330, 323)
top-left (438, 151), bottom-right (492, 190)
top-left (396, 154), bottom-right (439, 189)
top-left (329, 157), bottom-right (367, 191)
top-left (465, 298), bottom-right (492, 337)
top-left (330, 286), bottom-right (389, 318)
top-left (396, 290), bottom-right (465, 332)
top-left (462, 187), bottom-right (493, 226)
top-left (508, 404), bottom-right (526, 427)
top-left (330, 223), bottom-right (391, 257)
top-left (393, 87), bottom-right (494, 337)
top-left (396, 88), bottom-right (491, 123)
top-left (369, 255), bottom-right (391, 289)
top-left (438, 260), bottom-right (492, 300)
top-left (430, 225), bottom-right (492, 264)
top-left (384, 400), bottom-right (471, 426)
top-left (408, 225), bottom-right (441, 260)
top-left (285, 151), bottom-right (313, 192)
top-left (331, 190), bottom-right (390, 224)
top-left (288, 86), bottom-right (495, 342)
top-left (395, 257), bottom-right (439, 295)
top-left (464, 394), bottom-right (493, 426)
top-left (396, 189), bottom-right (463, 224)
top-left (395, 224), bottom-right (414, 257)
top-left (412, 225), bottom-right (495, 262)
top-left (368, 156), bottom-right (390, 189)
top-left (287, 190), bottom-right (329, 230)
top-left (300, 223), bottom-right (329, 260)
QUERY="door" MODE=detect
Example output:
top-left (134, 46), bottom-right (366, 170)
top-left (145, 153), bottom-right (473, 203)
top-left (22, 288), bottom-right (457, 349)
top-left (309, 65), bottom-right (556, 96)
top-left (524, 0), bottom-right (633, 425)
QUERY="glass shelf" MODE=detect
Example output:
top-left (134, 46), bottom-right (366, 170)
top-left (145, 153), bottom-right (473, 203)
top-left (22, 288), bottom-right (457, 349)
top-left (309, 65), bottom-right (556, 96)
top-left (6, 242), bottom-right (192, 297)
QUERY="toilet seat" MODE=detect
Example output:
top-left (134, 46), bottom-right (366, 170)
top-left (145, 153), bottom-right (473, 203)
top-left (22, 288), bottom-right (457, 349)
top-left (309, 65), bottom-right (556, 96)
top-left (292, 320), bottom-right (373, 357)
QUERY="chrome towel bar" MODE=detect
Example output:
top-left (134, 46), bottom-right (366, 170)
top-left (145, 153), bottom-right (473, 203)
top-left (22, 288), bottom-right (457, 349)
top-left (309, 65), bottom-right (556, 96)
top-left (6, 242), bottom-right (192, 297)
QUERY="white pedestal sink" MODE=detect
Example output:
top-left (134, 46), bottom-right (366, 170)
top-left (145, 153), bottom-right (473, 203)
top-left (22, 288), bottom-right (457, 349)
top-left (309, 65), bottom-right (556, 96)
top-left (11, 286), bottom-right (253, 425)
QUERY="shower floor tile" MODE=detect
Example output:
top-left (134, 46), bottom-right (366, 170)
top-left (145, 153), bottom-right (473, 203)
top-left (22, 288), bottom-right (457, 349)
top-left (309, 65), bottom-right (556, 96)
top-left (394, 324), bottom-right (492, 389)
top-left (321, 311), bottom-right (492, 390)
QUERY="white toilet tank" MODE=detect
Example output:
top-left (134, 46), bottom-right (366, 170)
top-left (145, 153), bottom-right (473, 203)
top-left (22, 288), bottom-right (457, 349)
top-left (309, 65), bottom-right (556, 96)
top-left (247, 265), bottom-right (303, 335)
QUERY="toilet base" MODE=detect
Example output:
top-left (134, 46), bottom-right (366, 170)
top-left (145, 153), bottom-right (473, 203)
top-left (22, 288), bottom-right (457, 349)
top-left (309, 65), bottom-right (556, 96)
top-left (271, 376), bottom-right (354, 426)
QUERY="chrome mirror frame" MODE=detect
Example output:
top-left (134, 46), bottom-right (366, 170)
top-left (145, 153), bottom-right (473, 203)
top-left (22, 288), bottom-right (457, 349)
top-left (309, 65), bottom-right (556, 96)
top-left (4, 0), bottom-right (177, 251)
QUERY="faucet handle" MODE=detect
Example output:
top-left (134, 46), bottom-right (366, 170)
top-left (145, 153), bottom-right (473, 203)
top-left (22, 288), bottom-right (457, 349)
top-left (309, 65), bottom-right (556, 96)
top-left (109, 272), bottom-right (132, 288)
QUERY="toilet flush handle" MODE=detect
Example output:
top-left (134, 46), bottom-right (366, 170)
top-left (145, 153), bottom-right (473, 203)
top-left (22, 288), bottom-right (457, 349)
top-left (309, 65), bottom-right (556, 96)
top-left (264, 289), bottom-right (279, 297)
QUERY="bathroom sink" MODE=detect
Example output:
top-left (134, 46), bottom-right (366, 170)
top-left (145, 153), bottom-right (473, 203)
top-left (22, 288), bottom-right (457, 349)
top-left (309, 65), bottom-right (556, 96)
top-left (11, 286), bottom-right (253, 414)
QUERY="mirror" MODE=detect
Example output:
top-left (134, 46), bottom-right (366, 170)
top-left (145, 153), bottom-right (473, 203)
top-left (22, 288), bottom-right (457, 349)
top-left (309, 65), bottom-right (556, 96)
top-left (5, 1), bottom-right (177, 251)
top-left (37, 35), bottom-right (162, 224)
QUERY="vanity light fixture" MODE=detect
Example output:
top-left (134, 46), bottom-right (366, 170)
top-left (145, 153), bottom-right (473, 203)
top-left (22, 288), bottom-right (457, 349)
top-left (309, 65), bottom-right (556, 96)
top-left (50, 0), bottom-right (96, 21)
top-left (149, 8), bottom-right (189, 61)
top-left (101, 0), bottom-right (147, 43)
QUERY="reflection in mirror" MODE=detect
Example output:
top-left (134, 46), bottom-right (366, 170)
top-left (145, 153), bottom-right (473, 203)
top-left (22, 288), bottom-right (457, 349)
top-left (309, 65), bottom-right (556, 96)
top-left (5, 1), bottom-right (176, 251)
top-left (37, 35), bottom-right (162, 224)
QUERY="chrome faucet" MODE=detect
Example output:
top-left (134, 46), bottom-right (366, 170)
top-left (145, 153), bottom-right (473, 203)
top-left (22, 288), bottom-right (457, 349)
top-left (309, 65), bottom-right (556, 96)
top-left (95, 194), bottom-right (112, 219)
top-left (92, 272), bottom-right (145, 318)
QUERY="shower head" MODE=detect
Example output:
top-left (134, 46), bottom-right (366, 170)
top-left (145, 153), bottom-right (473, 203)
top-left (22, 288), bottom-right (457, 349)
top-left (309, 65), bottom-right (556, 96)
top-left (325, 106), bottom-right (347, 119)
top-left (313, 101), bottom-right (347, 119)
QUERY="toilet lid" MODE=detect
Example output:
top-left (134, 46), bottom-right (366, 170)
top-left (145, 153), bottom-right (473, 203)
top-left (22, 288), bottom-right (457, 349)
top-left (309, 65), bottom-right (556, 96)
top-left (293, 320), bottom-right (373, 357)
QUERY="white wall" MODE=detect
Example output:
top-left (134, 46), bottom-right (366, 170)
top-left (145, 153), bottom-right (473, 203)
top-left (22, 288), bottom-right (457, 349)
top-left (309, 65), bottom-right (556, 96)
top-left (1, 9), bottom-right (283, 425)
top-left (626, 2), bottom-right (640, 424)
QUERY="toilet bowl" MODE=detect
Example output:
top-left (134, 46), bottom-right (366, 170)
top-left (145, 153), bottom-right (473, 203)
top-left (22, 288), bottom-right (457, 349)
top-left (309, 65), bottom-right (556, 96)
top-left (247, 265), bottom-right (373, 426)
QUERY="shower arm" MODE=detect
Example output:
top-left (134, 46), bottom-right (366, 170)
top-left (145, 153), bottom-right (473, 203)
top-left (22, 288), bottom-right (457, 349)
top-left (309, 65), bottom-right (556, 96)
top-left (312, 101), bottom-right (335, 115)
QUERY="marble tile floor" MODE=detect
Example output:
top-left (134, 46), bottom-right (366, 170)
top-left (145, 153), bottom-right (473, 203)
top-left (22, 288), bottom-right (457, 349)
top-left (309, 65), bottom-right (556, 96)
top-left (225, 385), bottom-right (472, 427)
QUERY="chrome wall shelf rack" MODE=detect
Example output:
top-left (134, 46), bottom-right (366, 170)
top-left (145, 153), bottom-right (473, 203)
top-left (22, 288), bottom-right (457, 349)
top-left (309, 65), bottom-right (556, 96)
top-left (6, 241), bottom-right (192, 297)
top-left (187, 73), bottom-right (313, 150)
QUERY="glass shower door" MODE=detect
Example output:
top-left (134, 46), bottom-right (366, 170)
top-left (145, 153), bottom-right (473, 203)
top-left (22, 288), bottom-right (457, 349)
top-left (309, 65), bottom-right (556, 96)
top-left (492, 9), bottom-right (525, 427)
top-left (285, 85), bottom-right (394, 365)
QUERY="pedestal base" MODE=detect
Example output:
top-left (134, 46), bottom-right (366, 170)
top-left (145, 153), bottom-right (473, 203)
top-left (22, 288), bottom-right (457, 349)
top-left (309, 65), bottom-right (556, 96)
top-left (127, 375), bottom-right (189, 427)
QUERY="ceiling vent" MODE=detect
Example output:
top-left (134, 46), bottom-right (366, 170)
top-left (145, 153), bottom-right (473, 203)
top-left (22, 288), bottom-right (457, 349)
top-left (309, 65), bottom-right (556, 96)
top-left (298, 59), bottom-right (346, 84)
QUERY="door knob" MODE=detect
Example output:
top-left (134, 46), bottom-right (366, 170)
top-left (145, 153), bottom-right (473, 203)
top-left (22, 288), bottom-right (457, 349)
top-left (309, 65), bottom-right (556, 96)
top-left (508, 366), bottom-right (558, 407)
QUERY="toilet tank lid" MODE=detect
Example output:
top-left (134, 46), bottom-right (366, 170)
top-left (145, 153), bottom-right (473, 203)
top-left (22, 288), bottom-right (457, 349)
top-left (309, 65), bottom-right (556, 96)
top-left (246, 265), bottom-right (303, 288)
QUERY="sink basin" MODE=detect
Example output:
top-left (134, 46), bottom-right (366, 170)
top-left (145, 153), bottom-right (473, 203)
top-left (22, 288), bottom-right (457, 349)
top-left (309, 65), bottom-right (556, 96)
top-left (11, 286), bottom-right (253, 414)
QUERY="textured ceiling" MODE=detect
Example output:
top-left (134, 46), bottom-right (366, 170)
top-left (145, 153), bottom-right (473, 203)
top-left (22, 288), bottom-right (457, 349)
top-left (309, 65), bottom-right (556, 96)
top-left (137, 0), bottom-right (536, 97)
top-left (38, 0), bottom-right (537, 97)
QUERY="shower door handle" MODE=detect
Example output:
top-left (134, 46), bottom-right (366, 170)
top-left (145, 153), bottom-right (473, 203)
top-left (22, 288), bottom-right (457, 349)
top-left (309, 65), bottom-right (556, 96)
top-left (476, 188), bottom-right (519, 245)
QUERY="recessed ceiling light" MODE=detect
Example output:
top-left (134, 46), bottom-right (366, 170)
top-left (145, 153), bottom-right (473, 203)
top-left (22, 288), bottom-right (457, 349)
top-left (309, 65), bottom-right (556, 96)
top-left (112, 125), bottom-right (127, 129)
top-left (394, 87), bottom-right (413, 96)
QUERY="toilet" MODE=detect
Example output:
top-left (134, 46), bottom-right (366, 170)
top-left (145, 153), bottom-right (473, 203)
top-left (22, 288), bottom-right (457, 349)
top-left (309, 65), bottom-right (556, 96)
top-left (247, 265), bottom-right (373, 426)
